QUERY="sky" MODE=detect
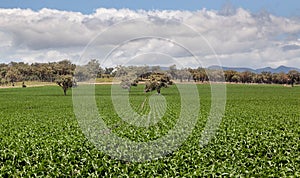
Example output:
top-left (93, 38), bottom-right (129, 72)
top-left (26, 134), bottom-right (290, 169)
top-left (1, 0), bottom-right (300, 17)
top-left (0, 0), bottom-right (300, 68)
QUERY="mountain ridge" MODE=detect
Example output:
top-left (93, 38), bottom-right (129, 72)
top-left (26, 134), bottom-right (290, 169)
top-left (208, 65), bottom-right (300, 73)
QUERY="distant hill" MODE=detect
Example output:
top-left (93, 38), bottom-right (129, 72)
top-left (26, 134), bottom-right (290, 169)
top-left (208, 66), bottom-right (256, 73)
top-left (256, 66), bottom-right (300, 73)
top-left (208, 65), bottom-right (300, 73)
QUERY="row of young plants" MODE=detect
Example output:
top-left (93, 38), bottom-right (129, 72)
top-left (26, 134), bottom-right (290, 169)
top-left (0, 84), bottom-right (299, 176)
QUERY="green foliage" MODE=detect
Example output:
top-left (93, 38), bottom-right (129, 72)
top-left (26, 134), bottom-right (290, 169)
top-left (0, 84), bottom-right (299, 176)
top-left (56, 75), bottom-right (76, 95)
top-left (1, 60), bottom-right (299, 86)
top-left (0, 60), bottom-right (76, 83)
top-left (74, 59), bottom-right (102, 81)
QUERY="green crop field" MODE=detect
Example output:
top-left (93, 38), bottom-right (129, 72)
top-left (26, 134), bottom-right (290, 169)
top-left (0, 84), bottom-right (300, 177)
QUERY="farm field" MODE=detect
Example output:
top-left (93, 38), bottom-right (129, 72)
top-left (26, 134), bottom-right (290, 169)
top-left (0, 84), bottom-right (300, 177)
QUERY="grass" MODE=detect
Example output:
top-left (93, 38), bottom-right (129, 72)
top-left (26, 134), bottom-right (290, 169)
top-left (0, 84), bottom-right (300, 176)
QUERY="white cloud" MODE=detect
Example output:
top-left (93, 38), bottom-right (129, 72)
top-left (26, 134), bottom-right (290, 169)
top-left (0, 7), bottom-right (299, 68)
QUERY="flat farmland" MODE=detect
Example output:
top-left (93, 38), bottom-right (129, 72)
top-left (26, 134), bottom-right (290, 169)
top-left (0, 84), bottom-right (299, 177)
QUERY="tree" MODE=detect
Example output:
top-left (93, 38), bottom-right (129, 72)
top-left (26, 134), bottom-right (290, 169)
top-left (240, 71), bottom-right (254, 83)
top-left (224, 70), bottom-right (238, 83)
top-left (176, 69), bottom-right (192, 82)
top-left (288, 70), bottom-right (300, 87)
top-left (168, 64), bottom-right (177, 79)
top-left (86, 59), bottom-right (101, 78)
top-left (104, 67), bottom-right (114, 75)
top-left (279, 72), bottom-right (289, 84)
top-left (74, 65), bottom-right (89, 82)
top-left (207, 69), bottom-right (223, 82)
top-left (197, 68), bottom-right (208, 82)
top-left (55, 60), bottom-right (76, 76)
top-left (231, 74), bottom-right (240, 83)
top-left (253, 73), bottom-right (263, 83)
top-left (5, 67), bottom-right (20, 85)
top-left (261, 71), bottom-right (272, 84)
top-left (144, 80), bottom-right (167, 94)
top-left (134, 65), bottom-right (149, 81)
top-left (144, 74), bottom-right (172, 94)
top-left (74, 59), bottom-right (102, 81)
top-left (120, 78), bottom-right (138, 91)
top-left (56, 75), bottom-right (76, 96)
top-left (139, 65), bottom-right (151, 80)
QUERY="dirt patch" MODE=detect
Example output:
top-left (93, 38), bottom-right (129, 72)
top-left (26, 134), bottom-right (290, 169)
top-left (0, 83), bottom-right (56, 89)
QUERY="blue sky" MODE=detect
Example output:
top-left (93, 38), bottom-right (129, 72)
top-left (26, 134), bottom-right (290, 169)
top-left (0, 0), bottom-right (300, 17)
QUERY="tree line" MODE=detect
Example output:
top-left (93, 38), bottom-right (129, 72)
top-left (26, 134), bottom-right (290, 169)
top-left (188, 68), bottom-right (300, 87)
top-left (0, 60), bottom-right (75, 85)
top-left (0, 60), bottom-right (299, 87)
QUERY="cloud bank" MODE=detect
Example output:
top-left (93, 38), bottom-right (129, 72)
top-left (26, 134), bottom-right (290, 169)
top-left (0, 7), bottom-right (300, 68)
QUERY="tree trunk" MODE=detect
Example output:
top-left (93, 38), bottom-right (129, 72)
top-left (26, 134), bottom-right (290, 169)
top-left (63, 88), bottom-right (67, 96)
